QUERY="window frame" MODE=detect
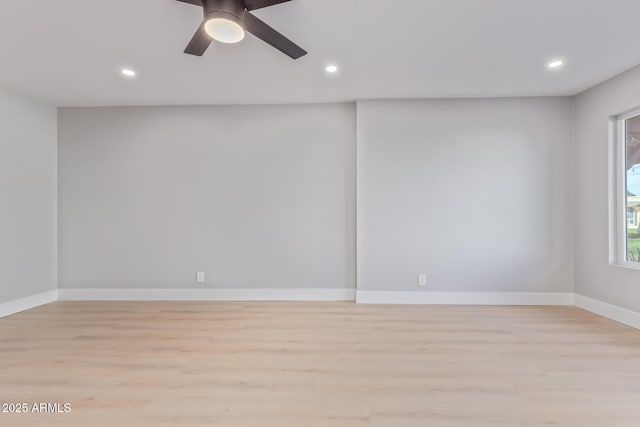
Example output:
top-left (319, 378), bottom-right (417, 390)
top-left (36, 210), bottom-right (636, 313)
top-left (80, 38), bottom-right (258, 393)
top-left (611, 108), bottom-right (640, 270)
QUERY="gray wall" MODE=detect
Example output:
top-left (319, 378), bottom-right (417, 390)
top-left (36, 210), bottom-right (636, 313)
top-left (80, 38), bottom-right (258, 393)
top-left (0, 87), bottom-right (57, 303)
top-left (58, 104), bottom-right (356, 290)
top-left (58, 99), bottom-right (574, 295)
top-left (574, 64), bottom-right (640, 312)
top-left (357, 98), bottom-right (573, 292)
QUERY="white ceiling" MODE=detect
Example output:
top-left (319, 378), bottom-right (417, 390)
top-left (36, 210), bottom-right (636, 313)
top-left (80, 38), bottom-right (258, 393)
top-left (1, 0), bottom-right (640, 106)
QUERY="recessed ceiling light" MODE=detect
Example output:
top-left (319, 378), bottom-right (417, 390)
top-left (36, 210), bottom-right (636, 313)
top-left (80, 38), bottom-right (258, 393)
top-left (548, 60), bottom-right (564, 69)
top-left (326, 65), bottom-right (339, 74)
top-left (121, 68), bottom-right (137, 78)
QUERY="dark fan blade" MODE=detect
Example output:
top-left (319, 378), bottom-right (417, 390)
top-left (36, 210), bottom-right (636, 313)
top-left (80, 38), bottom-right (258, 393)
top-left (243, 12), bottom-right (307, 59)
top-left (175, 0), bottom-right (203, 5)
top-left (184, 22), bottom-right (213, 56)
top-left (243, 0), bottom-right (291, 11)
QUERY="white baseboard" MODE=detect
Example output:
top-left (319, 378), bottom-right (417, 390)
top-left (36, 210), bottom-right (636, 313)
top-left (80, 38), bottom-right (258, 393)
top-left (0, 290), bottom-right (58, 318)
top-left (58, 288), bottom-right (356, 302)
top-left (574, 294), bottom-right (640, 330)
top-left (356, 291), bottom-right (575, 305)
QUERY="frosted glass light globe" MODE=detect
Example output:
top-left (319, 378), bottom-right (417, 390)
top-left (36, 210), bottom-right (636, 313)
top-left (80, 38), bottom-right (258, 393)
top-left (205, 18), bottom-right (245, 44)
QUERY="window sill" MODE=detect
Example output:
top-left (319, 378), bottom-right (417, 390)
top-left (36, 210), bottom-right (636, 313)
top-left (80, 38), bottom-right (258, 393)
top-left (610, 261), bottom-right (640, 272)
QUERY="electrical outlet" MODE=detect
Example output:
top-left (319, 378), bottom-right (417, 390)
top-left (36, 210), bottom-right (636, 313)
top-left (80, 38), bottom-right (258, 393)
top-left (418, 274), bottom-right (427, 287)
top-left (196, 272), bottom-right (205, 283)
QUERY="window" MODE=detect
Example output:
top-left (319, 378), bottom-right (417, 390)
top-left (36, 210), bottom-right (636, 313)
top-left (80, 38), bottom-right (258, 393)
top-left (628, 208), bottom-right (636, 226)
top-left (613, 110), bottom-right (640, 267)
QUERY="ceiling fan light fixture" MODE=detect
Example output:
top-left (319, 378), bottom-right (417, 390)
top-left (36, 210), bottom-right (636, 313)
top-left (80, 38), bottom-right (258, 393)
top-left (177, 0), bottom-right (307, 59)
top-left (204, 17), bottom-right (245, 44)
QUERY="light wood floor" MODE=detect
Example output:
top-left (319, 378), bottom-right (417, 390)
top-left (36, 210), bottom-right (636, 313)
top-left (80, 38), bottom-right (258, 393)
top-left (1, 302), bottom-right (640, 426)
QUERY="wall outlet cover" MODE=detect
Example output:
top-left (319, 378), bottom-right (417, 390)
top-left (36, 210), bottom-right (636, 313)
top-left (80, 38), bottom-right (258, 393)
top-left (418, 274), bottom-right (427, 287)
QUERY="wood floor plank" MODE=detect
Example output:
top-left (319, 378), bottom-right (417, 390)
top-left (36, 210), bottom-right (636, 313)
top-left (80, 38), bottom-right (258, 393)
top-left (0, 302), bottom-right (639, 426)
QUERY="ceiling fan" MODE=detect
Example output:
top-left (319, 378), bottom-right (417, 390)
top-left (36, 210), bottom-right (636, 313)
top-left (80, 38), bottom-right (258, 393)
top-left (175, 0), bottom-right (307, 59)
